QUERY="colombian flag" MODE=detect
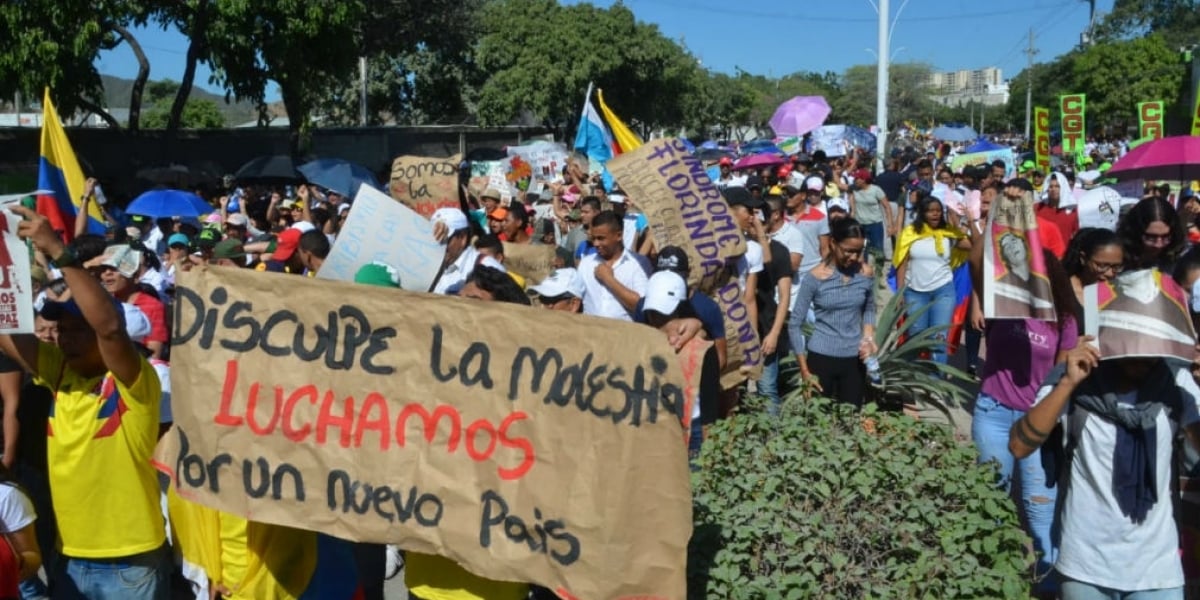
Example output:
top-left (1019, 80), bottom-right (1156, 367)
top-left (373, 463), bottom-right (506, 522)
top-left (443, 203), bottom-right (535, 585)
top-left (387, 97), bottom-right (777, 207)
top-left (596, 89), bottom-right (642, 154)
top-left (37, 88), bottom-right (105, 240)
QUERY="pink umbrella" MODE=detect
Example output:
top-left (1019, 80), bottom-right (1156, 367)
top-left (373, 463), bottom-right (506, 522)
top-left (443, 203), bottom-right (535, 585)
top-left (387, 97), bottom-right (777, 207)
top-left (733, 153), bottom-right (786, 170)
top-left (1107, 136), bottom-right (1200, 181)
top-left (769, 96), bottom-right (832, 137)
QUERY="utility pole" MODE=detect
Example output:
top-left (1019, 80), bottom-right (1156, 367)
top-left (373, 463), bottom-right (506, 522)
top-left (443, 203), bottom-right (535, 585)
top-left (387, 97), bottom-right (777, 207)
top-left (875, 0), bottom-right (889, 171)
top-left (1023, 27), bottom-right (1037, 139)
top-left (355, 56), bottom-right (364, 126)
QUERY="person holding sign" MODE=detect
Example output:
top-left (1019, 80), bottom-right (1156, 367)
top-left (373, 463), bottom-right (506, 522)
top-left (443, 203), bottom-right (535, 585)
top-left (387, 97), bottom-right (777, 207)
top-left (0, 206), bottom-right (170, 599)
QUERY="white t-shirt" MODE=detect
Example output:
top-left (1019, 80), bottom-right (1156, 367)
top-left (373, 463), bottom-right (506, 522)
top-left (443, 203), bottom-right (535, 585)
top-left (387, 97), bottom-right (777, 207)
top-left (736, 240), bottom-right (764, 292)
top-left (768, 224), bottom-right (804, 311)
top-left (1036, 367), bottom-right (1200, 591)
top-left (0, 483), bottom-right (35, 533)
top-left (153, 360), bottom-right (172, 425)
top-left (903, 236), bottom-right (954, 292)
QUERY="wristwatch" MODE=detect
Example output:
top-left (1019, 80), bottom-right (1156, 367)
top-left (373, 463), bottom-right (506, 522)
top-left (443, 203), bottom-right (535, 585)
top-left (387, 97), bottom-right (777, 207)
top-left (50, 247), bottom-right (80, 269)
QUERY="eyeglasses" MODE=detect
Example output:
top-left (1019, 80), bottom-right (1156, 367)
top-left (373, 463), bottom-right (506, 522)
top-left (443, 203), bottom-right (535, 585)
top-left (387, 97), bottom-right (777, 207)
top-left (1143, 232), bottom-right (1172, 244)
top-left (1088, 259), bottom-right (1123, 275)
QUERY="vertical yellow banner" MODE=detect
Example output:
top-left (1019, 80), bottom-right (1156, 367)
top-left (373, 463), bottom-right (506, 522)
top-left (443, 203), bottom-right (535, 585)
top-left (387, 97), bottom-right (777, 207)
top-left (1034, 107), bottom-right (1051, 174)
top-left (1059, 94), bottom-right (1086, 155)
top-left (1138, 101), bottom-right (1164, 140)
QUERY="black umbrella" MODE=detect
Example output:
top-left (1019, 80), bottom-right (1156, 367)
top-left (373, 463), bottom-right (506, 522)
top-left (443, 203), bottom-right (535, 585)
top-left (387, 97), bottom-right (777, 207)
top-left (234, 155), bottom-right (302, 184)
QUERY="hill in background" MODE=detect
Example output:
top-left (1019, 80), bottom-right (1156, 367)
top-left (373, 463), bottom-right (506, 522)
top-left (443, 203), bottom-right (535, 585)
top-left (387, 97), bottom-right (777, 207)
top-left (100, 74), bottom-right (261, 126)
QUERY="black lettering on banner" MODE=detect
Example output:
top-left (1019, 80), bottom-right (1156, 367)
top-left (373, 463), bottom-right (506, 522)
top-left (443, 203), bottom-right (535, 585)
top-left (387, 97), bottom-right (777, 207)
top-left (173, 428), bottom-right (233, 492)
top-left (479, 490), bottom-right (581, 566)
top-left (326, 470), bottom-right (444, 526)
top-left (429, 325), bottom-right (495, 388)
top-left (172, 286), bottom-right (397, 374)
top-left (241, 457), bottom-right (305, 501)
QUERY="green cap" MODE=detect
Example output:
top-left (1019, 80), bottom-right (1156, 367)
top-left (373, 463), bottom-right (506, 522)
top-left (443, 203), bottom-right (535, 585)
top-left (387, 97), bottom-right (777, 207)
top-left (212, 239), bottom-right (246, 260)
top-left (197, 227), bottom-right (221, 248)
top-left (354, 262), bottom-right (402, 288)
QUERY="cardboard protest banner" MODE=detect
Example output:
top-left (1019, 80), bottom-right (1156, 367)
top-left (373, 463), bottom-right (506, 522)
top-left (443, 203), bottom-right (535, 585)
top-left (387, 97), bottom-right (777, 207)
top-left (1034, 107), bottom-right (1051, 174)
top-left (502, 243), bottom-right (557, 286)
top-left (318, 185), bottom-right (443, 293)
top-left (950, 148), bottom-right (1015, 180)
top-left (983, 192), bottom-right (1056, 321)
top-left (507, 142), bottom-right (569, 183)
top-left (157, 267), bottom-right (692, 600)
top-left (389, 154), bottom-right (462, 218)
top-left (1138, 101), bottom-right (1164, 140)
top-left (809, 125), bottom-right (877, 158)
top-left (1076, 186), bottom-right (1122, 231)
top-left (0, 206), bottom-right (34, 334)
top-left (1060, 94), bottom-right (1086, 155)
top-left (607, 138), bottom-right (747, 291)
top-left (1083, 269), bottom-right (1196, 361)
top-left (468, 161), bottom-right (506, 199)
top-left (606, 138), bottom-right (761, 387)
top-left (677, 337), bottom-right (712, 443)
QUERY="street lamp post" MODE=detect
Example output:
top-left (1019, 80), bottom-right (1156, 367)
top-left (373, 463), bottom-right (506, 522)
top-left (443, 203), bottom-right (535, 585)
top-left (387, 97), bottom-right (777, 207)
top-left (875, 0), bottom-right (889, 171)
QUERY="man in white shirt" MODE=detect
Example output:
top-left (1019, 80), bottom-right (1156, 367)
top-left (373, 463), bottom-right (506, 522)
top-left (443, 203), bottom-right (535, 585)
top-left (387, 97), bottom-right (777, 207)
top-left (430, 207), bottom-right (479, 295)
top-left (577, 210), bottom-right (651, 321)
top-left (716, 157), bottom-right (746, 189)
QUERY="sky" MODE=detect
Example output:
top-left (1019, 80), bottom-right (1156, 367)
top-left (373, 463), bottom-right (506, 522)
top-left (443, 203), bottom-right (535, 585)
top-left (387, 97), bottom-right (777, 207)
top-left (93, 0), bottom-right (1113, 103)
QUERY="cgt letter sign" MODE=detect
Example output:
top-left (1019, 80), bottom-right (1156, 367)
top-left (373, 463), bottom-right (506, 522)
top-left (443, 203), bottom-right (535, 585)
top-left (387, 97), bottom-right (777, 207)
top-left (1060, 94), bottom-right (1085, 155)
top-left (1138, 101), bottom-right (1164, 140)
top-left (1034, 107), bottom-right (1051, 173)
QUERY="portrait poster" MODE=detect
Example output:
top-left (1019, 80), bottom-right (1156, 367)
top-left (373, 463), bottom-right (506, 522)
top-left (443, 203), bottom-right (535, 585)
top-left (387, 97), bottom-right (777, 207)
top-left (983, 192), bottom-right (1056, 321)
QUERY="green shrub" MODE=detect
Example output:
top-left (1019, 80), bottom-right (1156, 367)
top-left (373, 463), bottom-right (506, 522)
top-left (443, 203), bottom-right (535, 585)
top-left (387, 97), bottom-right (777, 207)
top-left (688, 396), bottom-right (1030, 599)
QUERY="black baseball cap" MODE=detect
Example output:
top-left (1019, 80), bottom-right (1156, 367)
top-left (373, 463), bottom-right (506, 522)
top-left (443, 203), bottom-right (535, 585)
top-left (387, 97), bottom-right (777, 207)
top-left (721, 186), bottom-right (764, 209)
top-left (655, 246), bottom-right (690, 277)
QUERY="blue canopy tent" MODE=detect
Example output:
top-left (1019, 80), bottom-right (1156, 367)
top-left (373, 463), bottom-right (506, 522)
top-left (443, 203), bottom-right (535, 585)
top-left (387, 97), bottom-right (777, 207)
top-left (964, 138), bottom-right (1005, 153)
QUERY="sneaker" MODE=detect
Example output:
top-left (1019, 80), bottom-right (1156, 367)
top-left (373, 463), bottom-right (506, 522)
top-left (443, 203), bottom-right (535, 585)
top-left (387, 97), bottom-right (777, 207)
top-left (384, 544), bottom-right (404, 580)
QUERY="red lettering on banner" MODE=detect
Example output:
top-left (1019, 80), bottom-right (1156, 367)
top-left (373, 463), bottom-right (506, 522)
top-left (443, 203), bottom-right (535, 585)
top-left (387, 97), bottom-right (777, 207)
top-left (213, 359), bottom-right (537, 480)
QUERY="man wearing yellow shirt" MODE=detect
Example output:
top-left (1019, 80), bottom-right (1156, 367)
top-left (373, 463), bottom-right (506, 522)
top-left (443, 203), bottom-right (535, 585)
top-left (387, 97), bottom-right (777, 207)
top-left (0, 206), bottom-right (168, 599)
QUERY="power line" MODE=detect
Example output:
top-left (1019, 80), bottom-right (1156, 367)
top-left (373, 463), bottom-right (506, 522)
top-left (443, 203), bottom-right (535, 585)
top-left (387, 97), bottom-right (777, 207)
top-left (635, 0), bottom-right (1077, 23)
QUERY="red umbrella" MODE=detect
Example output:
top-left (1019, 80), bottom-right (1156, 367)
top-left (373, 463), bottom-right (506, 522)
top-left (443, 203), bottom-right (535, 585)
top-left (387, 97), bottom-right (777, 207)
top-left (733, 153), bottom-right (785, 170)
top-left (1107, 136), bottom-right (1200, 181)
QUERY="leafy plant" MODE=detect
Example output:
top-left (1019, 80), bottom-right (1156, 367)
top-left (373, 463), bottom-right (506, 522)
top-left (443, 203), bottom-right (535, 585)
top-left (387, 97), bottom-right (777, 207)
top-left (870, 286), bottom-right (974, 421)
top-left (689, 395), bottom-right (1030, 599)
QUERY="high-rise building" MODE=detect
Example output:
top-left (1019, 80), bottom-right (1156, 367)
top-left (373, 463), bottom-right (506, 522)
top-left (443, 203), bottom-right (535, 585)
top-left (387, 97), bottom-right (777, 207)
top-left (924, 67), bottom-right (1002, 93)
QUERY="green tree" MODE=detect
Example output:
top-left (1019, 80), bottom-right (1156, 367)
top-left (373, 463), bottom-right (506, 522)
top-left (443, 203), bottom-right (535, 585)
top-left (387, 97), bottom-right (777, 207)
top-left (143, 96), bottom-right (224, 129)
top-left (833, 62), bottom-right (936, 128)
top-left (1070, 34), bottom-right (1187, 128)
top-left (0, 0), bottom-right (151, 129)
top-left (681, 71), bottom-right (754, 140)
top-left (1095, 0), bottom-right (1199, 47)
top-left (736, 70), bottom-right (840, 133)
top-left (472, 0), bottom-right (700, 131)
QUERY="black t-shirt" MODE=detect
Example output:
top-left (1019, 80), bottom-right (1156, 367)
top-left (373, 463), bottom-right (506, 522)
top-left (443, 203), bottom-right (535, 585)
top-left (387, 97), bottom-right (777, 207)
top-left (755, 239), bottom-right (795, 337)
top-left (874, 170), bottom-right (905, 204)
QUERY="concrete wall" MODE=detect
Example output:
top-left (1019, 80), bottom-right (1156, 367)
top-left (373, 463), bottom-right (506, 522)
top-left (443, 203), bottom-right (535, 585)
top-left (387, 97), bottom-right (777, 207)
top-left (0, 125), bottom-right (554, 196)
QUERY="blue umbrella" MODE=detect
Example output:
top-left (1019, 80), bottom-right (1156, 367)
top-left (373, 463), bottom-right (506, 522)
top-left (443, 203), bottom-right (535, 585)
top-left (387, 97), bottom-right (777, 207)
top-left (930, 125), bottom-right (979, 143)
top-left (964, 138), bottom-right (1005, 153)
top-left (126, 189), bottom-right (213, 219)
top-left (740, 139), bottom-right (786, 156)
top-left (298, 158), bottom-right (379, 198)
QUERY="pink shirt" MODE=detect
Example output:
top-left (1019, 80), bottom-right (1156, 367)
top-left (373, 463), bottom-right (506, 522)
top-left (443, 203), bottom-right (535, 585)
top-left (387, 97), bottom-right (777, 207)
top-left (980, 316), bottom-right (1077, 411)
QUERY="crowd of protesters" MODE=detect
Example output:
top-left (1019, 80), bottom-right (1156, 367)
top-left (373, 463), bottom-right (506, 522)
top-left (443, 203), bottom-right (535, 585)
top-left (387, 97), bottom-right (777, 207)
top-left (0, 128), bottom-right (1196, 600)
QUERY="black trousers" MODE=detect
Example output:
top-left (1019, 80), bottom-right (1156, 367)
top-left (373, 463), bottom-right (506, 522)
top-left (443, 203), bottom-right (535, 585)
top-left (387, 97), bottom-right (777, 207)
top-left (808, 352), bottom-right (865, 408)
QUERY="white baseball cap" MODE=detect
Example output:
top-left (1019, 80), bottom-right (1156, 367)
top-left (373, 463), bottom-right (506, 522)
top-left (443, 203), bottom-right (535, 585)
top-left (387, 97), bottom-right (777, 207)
top-left (529, 268), bottom-right (586, 299)
top-left (643, 271), bottom-right (687, 316)
top-left (804, 176), bottom-right (824, 192)
top-left (431, 207), bottom-right (469, 234)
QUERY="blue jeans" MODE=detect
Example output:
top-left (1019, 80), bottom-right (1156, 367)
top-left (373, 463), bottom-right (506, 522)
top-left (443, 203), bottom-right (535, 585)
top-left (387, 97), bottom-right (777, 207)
top-left (972, 394), bottom-right (1058, 592)
top-left (56, 543), bottom-right (172, 600)
top-left (863, 222), bottom-right (884, 256)
top-left (1059, 578), bottom-right (1182, 600)
top-left (759, 347), bottom-right (781, 414)
top-left (903, 280), bottom-right (956, 364)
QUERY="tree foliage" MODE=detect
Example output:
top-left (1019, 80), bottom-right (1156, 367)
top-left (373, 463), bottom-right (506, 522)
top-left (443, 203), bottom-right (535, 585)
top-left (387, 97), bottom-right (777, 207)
top-left (833, 62), bottom-right (936, 129)
top-left (472, 0), bottom-right (701, 130)
top-left (1095, 0), bottom-right (1199, 47)
top-left (140, 79), bottom-right (224, 128)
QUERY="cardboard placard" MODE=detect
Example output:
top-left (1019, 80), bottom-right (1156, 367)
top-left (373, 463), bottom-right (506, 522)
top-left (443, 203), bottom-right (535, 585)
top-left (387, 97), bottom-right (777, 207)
top-left (983, 192), bottom-right (1056, 321)
top-left (607, 138), bottom-right (760, 386)
top-left (156, 267), bottom-right (692, 600)
top-left (318, 185), bottom-right (443, 293)
top-left (0, 207), bottom-right (33, 333)
top-left (950, 148), bottom-right (1015, 180)
top-left (607, 138), bottom-right (747, 291)
top-left (1083, 269), bottom-right (1196, 361)
top-left (502, 243), bottom-right (557, 286)
top-left (389, 154), bottom-right (463, 218)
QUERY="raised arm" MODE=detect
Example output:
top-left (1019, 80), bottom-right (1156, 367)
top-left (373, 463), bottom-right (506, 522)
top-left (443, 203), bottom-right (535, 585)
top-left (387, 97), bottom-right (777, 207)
top-left (14, 206), bottom-right (144, 386)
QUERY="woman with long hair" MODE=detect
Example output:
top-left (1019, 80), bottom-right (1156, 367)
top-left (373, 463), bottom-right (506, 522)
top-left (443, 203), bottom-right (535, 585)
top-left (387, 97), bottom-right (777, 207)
top-left (968, 247), bottom-right (1079, 598)
top-left (1116, 197), bottom-right (1186, 272)
top-left (894, 194), bottom-right (971, 363)
top-left (794, 218), bottom-right (876, 408)
top-left (1064, 227), bottom-right (1125, 307)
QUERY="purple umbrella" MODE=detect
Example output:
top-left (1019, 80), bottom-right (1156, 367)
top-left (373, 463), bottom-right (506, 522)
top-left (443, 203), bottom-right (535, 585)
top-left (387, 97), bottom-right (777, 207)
top-left (733, 154), bottom-right (786, 170)
top-left (769, 96), bottom-right (832, 137)
top-left (1107, 135), bottom-right (1200, 181)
